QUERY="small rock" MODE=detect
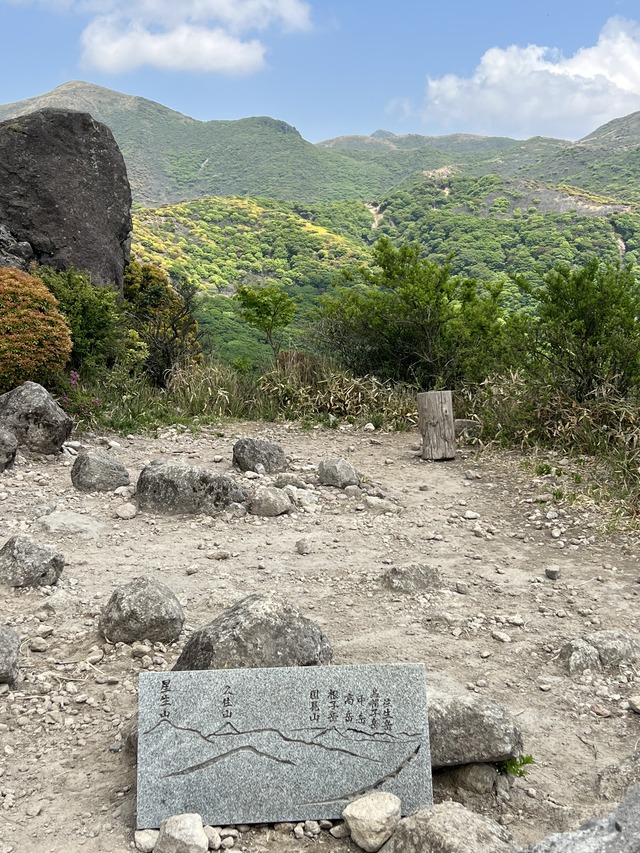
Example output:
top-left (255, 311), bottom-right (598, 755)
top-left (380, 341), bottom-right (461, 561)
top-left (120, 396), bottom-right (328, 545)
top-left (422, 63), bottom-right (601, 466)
top-left (295, 538), bottom-right (313, 555)
top-left (154, 813), bottom-right (208, 853)
top-left (116, 502), bottom-right (138, 520)
top-left (29, 637), bottom-right (49, 652)
top-left (491, 630), bottom-right (512, 643)
top-left (330, 822), bottom-right (351, 839)
top-left (204, 826), bottom-right (222, 850)
top-left (134, 829), bottom-right (159, 852)
top-left (545, 565), bottom-right (561, 580)
top-left (342, 792), bottom-right (401, 852)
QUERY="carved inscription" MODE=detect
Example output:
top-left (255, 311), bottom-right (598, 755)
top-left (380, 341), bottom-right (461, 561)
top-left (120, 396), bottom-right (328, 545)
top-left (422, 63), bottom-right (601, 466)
top-left (137, 664), bottom-right (431, 828)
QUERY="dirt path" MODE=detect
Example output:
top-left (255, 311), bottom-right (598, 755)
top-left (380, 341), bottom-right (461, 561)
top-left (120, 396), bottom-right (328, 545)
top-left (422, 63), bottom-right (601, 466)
top-left (0, 422), bottom-right (638, 853)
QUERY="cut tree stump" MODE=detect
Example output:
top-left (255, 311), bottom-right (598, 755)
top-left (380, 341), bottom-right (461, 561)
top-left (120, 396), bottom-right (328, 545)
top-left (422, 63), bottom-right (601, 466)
top-left (417, 390), bottom-right (456, 461)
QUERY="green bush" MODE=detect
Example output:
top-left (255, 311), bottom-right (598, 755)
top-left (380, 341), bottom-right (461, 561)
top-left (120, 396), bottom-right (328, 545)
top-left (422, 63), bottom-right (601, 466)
top-left (315, 236), bottom-right (508, 388)
top-left (35, 266), bottom-right (126, 374)
top-left (517, 258), bottom-right (640, 400)
top-left (0, 267), bottom-right (72, 393)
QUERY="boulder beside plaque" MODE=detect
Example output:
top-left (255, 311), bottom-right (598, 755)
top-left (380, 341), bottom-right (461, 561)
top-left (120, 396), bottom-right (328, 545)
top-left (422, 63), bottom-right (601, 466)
top-left (137, 663), bottom-right (431, 828)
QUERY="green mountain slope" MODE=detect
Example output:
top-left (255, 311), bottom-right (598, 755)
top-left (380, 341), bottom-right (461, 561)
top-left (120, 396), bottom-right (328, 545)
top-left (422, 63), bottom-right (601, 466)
top-left (132, 196), bottom-right (372, 293)
top-left (0, 82), bottom-right (399, 205)
top-left (375, 174), bottom-right (640, 296)
top-left (130, 195), bottom-right (373, 365)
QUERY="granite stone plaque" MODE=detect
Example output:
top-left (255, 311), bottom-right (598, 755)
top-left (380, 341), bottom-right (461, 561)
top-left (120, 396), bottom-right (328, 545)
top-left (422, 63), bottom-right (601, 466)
top-left (137, 663), bottom-right (431, 828)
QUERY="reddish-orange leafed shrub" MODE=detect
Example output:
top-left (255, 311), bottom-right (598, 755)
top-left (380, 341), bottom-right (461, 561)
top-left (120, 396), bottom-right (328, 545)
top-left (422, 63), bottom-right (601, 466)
top-left (0, 267), bottom-right (72, 393)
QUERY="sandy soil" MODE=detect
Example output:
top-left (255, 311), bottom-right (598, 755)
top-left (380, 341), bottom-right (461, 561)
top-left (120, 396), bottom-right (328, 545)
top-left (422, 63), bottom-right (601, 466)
top-left (0, 421), bottom-right (638, 853)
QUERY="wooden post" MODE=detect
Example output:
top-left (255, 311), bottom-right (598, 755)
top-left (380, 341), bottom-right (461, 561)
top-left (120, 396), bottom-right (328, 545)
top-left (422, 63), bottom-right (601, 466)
top-left (417, 390), bottom-right (456, 460)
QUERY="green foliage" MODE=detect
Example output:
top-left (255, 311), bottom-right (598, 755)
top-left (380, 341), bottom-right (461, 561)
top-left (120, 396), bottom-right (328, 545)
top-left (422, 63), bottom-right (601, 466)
top-left (123, 261), bottom-right (202, 387)
top-left (377, 175), bottom-right (640, 290)
top-left (315, 237), bottom-right (508, 388)
top-left (517, 258), bottom-right (640, 400)
top-left (0, 267), bottom-right (72, 392)
top-left (131, 196), bottom-right (371, 294)
top-left (234, 283), bottom-right (298, 358)
top-left (34, 266), bottom-right (125, 374)
top-left (498, 754), bottom-right (535, 778)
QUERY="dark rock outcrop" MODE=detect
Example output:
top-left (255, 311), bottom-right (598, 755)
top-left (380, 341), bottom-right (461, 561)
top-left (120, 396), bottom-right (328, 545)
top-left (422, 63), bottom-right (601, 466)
top-left (0, 108), bottom-right (131, 289)
top-left (99, 577), bottom-right (185, 644)
top-left (173, 593), bottom-right (333, 671)
top-left (0, 382), bottom-right (72, 454)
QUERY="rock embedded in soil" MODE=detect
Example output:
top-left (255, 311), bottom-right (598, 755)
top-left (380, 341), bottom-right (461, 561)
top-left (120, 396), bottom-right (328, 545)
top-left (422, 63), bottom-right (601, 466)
top-left (317, 457), bottom-right (360, 488)
top-left (561, 630), bottom-right (640, 674)
top-left (0, 381), bottom-right (72, 454)
top-left (232, 437), bottom-right (288, 474)
top-left (383, 563), bottom-right (443, 594)
top-left (0, 533), bottom-right (64, 587)
top-left (0, 624), bottom-right (20, 684)
top-left (378, 801), bottom-right (516, 852)
top-left (523, 783), bottom-right (640, 853)
top-left (70, 449), bottom-right (130, 492)
top-left (99, 576), bottom-right (185, 644)
top-left (342, 792), bottom-right (401, 852)
top-left (428, 689), bottom-right (524, 768)
top-left (137, 460), bottom-right (247, 515)
top-left (35, 509), bottom-right (103, 538)
top-left (173, 593), bottom-right (333, 671)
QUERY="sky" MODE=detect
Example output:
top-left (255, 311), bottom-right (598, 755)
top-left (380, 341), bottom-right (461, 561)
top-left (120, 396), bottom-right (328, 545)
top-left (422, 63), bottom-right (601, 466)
top-left (2, 1), bottom-right (640, 143)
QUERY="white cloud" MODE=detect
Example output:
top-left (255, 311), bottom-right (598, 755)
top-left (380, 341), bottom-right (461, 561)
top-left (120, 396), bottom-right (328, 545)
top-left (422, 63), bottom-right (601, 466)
top-left (424, 17), bottom-right (640, 139)
top-left (81, 19), bottom-right (266, 74)
top-left (7, 0), bottom-right (312, 74)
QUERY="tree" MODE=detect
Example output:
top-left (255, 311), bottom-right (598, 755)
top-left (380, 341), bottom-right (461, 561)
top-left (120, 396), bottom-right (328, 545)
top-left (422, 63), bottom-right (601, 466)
top-left (123, 262), bottom-right (202, 387)
top-left (314, 237), bottom-right (507, 388)
top-left (517, 258), bottom-right (640, 400)
top-left (234, 283), bottom-right (298, 359)
top-left (0, 268), bottom-right (72, 392)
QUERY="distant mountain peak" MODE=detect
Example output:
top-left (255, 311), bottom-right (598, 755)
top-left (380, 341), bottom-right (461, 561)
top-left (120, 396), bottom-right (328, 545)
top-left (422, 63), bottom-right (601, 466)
top-left (371, 129), bottom-right (396, 139)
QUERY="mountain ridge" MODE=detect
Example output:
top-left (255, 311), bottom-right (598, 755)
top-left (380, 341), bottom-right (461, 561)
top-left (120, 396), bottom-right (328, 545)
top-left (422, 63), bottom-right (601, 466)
top-left (3, 81), bottom-right (640, 207)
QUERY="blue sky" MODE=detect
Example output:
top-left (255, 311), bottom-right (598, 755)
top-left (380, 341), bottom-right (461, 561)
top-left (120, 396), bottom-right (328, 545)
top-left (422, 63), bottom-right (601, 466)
top-left (2, 1), bottom-right (640, 142)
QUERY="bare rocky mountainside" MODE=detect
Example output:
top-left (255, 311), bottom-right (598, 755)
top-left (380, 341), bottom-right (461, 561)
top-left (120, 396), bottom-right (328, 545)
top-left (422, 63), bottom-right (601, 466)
top-left (0, 384), bottom-right (638, 853)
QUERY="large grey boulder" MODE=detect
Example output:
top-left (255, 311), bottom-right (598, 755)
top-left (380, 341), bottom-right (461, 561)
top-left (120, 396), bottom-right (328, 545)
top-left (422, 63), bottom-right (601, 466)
top-left (249, 485), bottom-right (292, 517)
top-left (428, 689), bottom-right (524, 768)
top-left (383, 563), bottom-right (443, 594)
top-left (342, 792), bottom-right (401, 852)
top-left (0, 382), bottom-right (72, 454)
top-left (318, 457), bottom-right (360, 488)
top-left (137, 460), bottom-right (247, 515)
top-left (0, 428), bottom-right (17, 472)
top-left (378, 801), bottom-right (516, 853)
top-left (0, 625), bottom-right (20, 684)
top-left (523, 784), bottom-right (640, 852)
top-left (99, 577), bottom-right (185, 644)
top-left (0, 534), bottom-right (64, 587)
top-left (173, 593), bottom-right (333, 671)
top-left (561, 630), bottom-right (640, 675)
top-left (71, 449), bottom-right (130, 492)
top-left (0, 109), bottom-right (131, 290)
top-left (232, 437), bottom-right (288, 473)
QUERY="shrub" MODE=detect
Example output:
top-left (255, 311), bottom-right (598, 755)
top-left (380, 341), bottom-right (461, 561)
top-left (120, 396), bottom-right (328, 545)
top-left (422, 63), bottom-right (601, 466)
top-left (0, 267), bottom-right (72, 392)
top-left (35, 266), bottom-right (126, 374)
